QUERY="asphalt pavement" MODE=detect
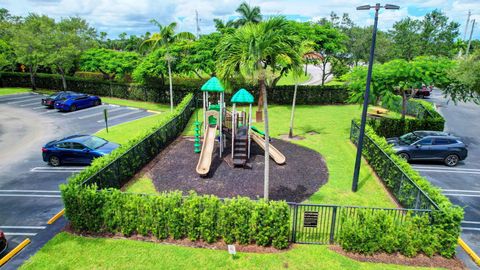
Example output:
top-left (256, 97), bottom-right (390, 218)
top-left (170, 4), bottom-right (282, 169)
top-left (412, 90), bottom-right (480, 269)
top-left (0, 92), bottom-right (153, 268)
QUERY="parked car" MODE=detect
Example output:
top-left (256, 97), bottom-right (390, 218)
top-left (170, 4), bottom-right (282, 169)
top-left (392, 135), bottom-right (468, 166)
top-left (0, 230), bottom-right (7, 255)
top-left (41, 91), bottom-right (78, 108)
top-left (42, 135), bottom-right (119, 166)
top-left (54, 94), bottom-right (101, 112)
top-left (387, 131), bottom-right (450, 145)
top-left (413, 85), bottom-right (433, 99)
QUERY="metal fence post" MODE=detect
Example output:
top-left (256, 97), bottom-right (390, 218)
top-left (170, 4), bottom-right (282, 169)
top-left (329, 206), bottom-right (338, 244)
top-left (414, 189), bottom-right (421, 209)
top-left (291, 204), bottom-right (298, 243)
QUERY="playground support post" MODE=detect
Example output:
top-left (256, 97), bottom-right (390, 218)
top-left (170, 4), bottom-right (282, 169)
top-left (232, 103), bottom-right (236, 158)
top-left (248, 103), bottom-right (252, 158)
top-left (289, 83), bottom-right (298, 138)
top-left (219, 92), bottom-right (224, 158)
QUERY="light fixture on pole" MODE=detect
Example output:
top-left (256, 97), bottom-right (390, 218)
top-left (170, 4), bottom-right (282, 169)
top-left (352, 3), bottom-right (399, 192)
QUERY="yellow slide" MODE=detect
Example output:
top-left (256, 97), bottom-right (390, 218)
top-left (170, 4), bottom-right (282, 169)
top-left (251, 132), bottom-right (286, 165)
top-left (196, 124), bottom-right (217, 176)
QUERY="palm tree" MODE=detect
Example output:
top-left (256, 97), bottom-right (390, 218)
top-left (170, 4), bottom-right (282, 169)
top-left (217, 17), bottom-right (302, 200)
top-left (141, 20), bottom-right (195, 111)
top-left (213, 18), bottom-right (236, 33)
top-left (235, 2), bottom-right (262, 26)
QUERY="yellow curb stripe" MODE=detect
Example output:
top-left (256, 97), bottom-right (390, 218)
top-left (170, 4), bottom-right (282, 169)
top-left (459, 238), bottom-right (480, 266)
top-left (147, 110), bottom-right (161, 114)
top-left (0, 238), bottom-right (30, 266)
top-left (47, 209), bottom-right (65, 225)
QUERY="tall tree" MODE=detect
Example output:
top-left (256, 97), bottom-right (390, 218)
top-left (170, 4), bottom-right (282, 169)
top-left (141, 20), bottom-right (195, 111)
top-left (444, 51), bottom-right (480, 104)
top-left (48, 17), bottom-right (96, 90)
top-left (217, 17), bottom-right (302, 200)
top-left (235, 2), bottom-right (262, 26)
top-left (80, 48), bottom-right (139, 81)
top-left (10, 14), bottom-right (54, 90)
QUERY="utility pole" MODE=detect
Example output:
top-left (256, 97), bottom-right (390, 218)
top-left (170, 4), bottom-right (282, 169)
top-left (466, 19), bottom-right (476, 56)
top-left (195, 10), bottom-right (201, 39)
top-left (464, 10), bottom-right (472, 40)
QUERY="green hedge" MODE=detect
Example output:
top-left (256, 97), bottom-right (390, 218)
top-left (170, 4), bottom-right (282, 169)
top-left (62, 188), bottom-right (290, 248)
top-left (349, 121), bottom-right (463, 258)
top-left (369, 98), bottom-right (445, 137)
top-left (339, 210), bottom-right (440, 257)
top-left (0, 71), bottom-right (350, 105)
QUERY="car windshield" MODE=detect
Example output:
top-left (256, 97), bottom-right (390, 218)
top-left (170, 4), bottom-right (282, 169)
top-left (82, 136), bottom-right (108, 149)
top-left (49, 93), bottom-right (60, 99)
top-left (399, 133), bottom-right (420, 144)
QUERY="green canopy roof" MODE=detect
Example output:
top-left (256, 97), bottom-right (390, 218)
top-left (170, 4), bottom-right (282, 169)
top-left (201, 77), bottom-right (224, 92)
top-left (231, 88), bottom-right (254, 104)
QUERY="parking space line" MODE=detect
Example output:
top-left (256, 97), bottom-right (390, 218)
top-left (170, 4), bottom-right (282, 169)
top-left (7, 97), bottom-right (41, 104)
top-left (20, 101), bottom-right (41, 107)
top-left (30, 167), bottom-right (85, 173)
top-left (3, 232), bottom-right (37, 236)
top-left (462, 221), bottom-right (480, 225)
top-left (462, 227), bottom-right (480, 231)
top-left (444, 193), bottom-right (480, 197)
top-left (97, 110), bottom-right (143, 123)
top-left (61, 105), bottom-right (107, 116)
top-left (0, 226), bottom-right (46, 229)
top-left (0, 94), bottom-right (35, 101)
top-left (38, 110), bottom-right (57, 115)
top-left (0, 190), bottom-right (60, 193)
top-left (442, 189), bottom-right (480, 193)
top-left (78, 107), bottom-right (124, 119)
top-left (413, 166), bottom-right (480, 172)
top-left (415, 169), bottom-right (480, 175)
top-left (32, 106), bottom-right (46, 110)
top-left (0, 194), bottom-right (61, 198)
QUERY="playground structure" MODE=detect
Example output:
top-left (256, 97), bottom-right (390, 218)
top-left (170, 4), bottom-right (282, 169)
top-left (195, 77), bottom-right (286, 176)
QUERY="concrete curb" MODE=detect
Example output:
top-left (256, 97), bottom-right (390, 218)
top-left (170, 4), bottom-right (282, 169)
top-left (458, 238), bottom-right (480, 266)
top-left (0, 238), bottom-right (31, 266)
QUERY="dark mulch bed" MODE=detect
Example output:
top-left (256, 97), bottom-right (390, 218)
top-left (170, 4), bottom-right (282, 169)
top-left (329, 246), bottom-right (466, 270)
top-left (149, 136), bottom-right (328, 202)
top-left (63, 224), bottom-right (290, 254)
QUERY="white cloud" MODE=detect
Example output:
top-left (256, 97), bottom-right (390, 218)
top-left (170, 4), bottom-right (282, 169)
top-left (2, 0), bottom-right (479, 39)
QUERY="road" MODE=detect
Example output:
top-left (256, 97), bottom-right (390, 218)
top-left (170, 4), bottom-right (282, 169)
top-left (301, 64), bottom-right (333, 86)
top-left (414, 90), bottom-right (480, 269)
top-left (0, 92), bottom-right (153, 269)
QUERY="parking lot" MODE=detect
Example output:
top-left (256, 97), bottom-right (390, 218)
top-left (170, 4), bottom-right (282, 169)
top-left (413, 90), bottom-right (480, 269)
top-left (0, 92), bottom-right (153, 263)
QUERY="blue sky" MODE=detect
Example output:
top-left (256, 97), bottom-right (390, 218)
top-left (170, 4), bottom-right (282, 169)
top-left (1, 0), bottom-right (479, 39)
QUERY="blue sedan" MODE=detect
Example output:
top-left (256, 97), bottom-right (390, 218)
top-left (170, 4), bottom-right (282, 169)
top-left (42, 135), bottom-right (119, 166)
top-left (54, 94), bottom-right (102, 112)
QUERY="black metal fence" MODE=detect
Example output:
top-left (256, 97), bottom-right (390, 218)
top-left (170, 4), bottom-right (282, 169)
top-left (288, 203), bottom-right (431, 244)
top-left (350, 121), bottom-right (439, 210)
top-left (81, 96), bottom-right (195, 189)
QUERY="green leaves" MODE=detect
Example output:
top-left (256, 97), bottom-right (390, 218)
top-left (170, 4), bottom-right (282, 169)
top-left (80, 48), bottom-right (140, 80)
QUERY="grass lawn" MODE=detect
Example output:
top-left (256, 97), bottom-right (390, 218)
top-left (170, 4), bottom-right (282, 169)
top-left (20, 232), bottom-right (437, 270)
top-left (0, 87), bottom-right (31, 96)
top-left (277, 72), bottom-right (310, 86)
top-left (325, 79), bottom-right (346, 86)
top-left (123, 176), bottom-right (157, 194)
top-left (101, 97), bottom-right (171, 112)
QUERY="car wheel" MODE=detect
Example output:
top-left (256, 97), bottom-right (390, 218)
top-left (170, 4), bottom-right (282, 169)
top-left (49, 156), bottom-right (61, 167)
top-left (94, 100), bottom-right (101, 106)
top-left (398, 152), bottom-right (410, 161)
top-left (70, 105), bottom-right (77, 112)
top-left (444, 154), bottom-right (459, 167)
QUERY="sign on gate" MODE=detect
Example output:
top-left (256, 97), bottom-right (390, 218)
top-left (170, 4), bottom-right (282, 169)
top-left (303, 211), bottom-right (319, 228)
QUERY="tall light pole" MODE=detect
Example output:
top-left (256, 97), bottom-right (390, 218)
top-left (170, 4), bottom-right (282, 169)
top-left (352, 3), bottom-right (399, 192)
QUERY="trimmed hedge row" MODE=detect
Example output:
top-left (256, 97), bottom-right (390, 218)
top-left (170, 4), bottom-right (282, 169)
top-left (0, 71), bottom-right (350, 105)
top-left (339, 210), bottom-right (440, 257)
top-left (61, 93), bottom-right (291, 249)
top-left (62, 188), bottom-right (290, 249)
top-left (348, 122), bottom-right (463, 258)
top-left (369, 98), bottom-right (445, 137)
